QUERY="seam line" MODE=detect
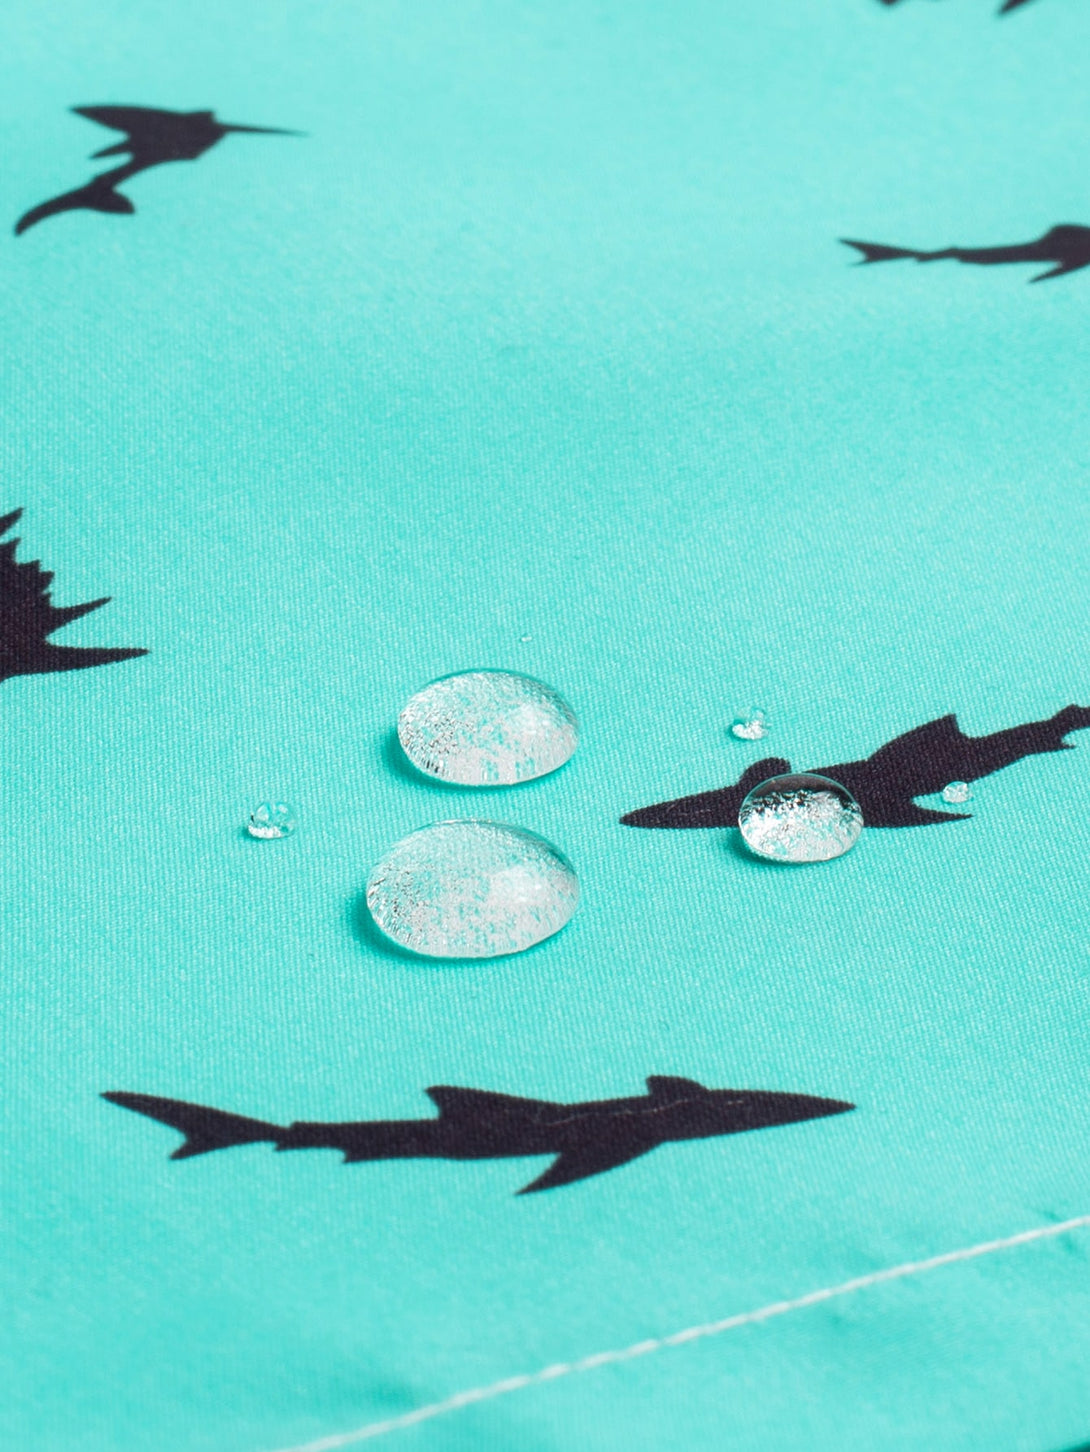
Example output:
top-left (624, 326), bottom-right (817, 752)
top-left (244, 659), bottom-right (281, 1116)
top-left (262, 1210), bottom-right (1090, 1451)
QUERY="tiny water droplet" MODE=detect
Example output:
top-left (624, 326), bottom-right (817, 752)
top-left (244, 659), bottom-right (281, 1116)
top-left (519, 634), bottom-right (533, 643)
top-left (942, 781), bottom-right (972, 805)
top-left (730, 709), bottom-right (768, 741)
top-left (738, 773), bottom-right (862, 863)
top-left (366, 820), bottom-right (579, 958)
top-left (397, 670), bottom-right (578, 786)
top-left (247, 802), bottom-right (296, 839)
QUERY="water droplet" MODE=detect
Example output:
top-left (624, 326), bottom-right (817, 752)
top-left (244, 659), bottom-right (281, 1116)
top-left (738, 774), bottom-right (862, 863)
top-left (397, 670), bottom-right (578, 786)
top-left (247, 802), bottom-right (296, 839)
top-left (942, 781), bottom-right (972, 805)
top-left (366, 820), bottom-right (579, 958)
top-left (730, 709), bottom-right (768, 741)
top-left (519, 634), bottom-right (533, 643)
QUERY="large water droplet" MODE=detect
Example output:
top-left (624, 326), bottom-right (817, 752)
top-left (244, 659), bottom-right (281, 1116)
top-left (366, 820), bottom-right (579, 958)
top-left (738, 773), bottom-right (862, 863)
top-left (942, 781), bottom-right (972, 805)
top-left (397, 671), bottom-right (578, 786)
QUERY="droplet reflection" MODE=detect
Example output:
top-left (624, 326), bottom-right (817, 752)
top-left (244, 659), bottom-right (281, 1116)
top-left (366, 820), bottom-right (579, 958)
top-left (738, 773), bottom-right (862, 863)
top-left (247, 802), bottom-right (296, 839)
top-left (397, 670), bottom-right (578, 786)
top-left (730, 709), bottom-right (769, 741)
top-left (942, 781), bottom-right (972, 805)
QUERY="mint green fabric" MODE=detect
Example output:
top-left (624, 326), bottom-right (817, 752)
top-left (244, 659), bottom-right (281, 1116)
top-left (3, 2), bottom-right (1090, 1449)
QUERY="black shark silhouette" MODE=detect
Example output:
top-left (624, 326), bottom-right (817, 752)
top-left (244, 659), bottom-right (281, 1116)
top-left (16, 106), bottom-right (298, 235)
top-left (103, 1077), bottom-right (854, 1194)
top-left (622, 706), bottom-right (1090, 831)
top-left (0, 509), bottom-right (146, 682)
top-left (842, 225), bottom-right (1090, 283)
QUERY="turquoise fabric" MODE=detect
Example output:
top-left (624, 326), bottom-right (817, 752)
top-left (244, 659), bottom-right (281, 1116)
top-left (4, 1), bottom-right (1090, 1448)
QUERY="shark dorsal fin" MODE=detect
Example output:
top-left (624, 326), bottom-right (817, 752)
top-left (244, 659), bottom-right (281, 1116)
top-left (868, 713), bottom-right (966, 761)
top-left (645, 1075), bottom-right (706, 1098)
top-left (425, 1086), bottom-right (556, 1120)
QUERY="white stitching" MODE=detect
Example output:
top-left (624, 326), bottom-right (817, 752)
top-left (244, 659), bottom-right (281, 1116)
top-left (262, 1211), bottom-right (1090, 1451)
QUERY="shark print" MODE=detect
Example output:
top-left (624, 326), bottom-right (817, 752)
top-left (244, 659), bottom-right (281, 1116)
top-left (103, 1077), bottom-right (854, 1195)
top-left (841, 226), bottom-right (1090, 283)
top-left (0, 509), bottom-right (146, 682)
top-left (622, 706), bottom-right (1090, 831)
top-left (16, 105), bottom-right (298, 235)
top-left (877, 0), bottom-right (1037, 13)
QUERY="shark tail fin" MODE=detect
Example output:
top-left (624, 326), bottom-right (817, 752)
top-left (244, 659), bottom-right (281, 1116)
top-left (34, 644), bottom-right (149, 674)
top-left (15, 184), bottom-right (134, 236)
top-left (840, 238), bottom-right (920, 265)
top-left (620, 757), bottom-right (791, 830)
top-left (103, 1092), bottom-right (280, 1160)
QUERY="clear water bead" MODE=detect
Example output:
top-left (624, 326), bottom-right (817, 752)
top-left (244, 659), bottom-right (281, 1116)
top-left (366, 820), bottom-right (579, 958)
top-left (942, 781), bottom-right (972, 805)
top-left (731, 709), bottom-right (768, 741)
top-left (247, 802), bottom-right (296, 839)
top-left (738, 773), bottom-right (862, 863)
top-left (397, 670), bottom-right (578, 786)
